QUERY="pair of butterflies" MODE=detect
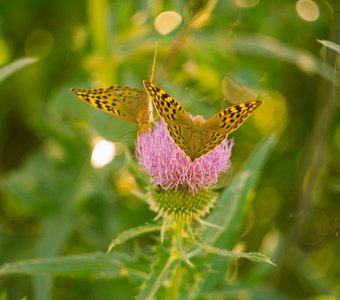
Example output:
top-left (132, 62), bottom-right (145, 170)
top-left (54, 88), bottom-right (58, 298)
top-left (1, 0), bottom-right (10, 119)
top-left (70, 81), bottom-right (262, 162)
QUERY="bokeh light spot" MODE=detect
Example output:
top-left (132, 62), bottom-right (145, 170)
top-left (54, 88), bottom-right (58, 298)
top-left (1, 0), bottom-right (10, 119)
top-left (115, 169), bottom-right (138, 196)
top-left (0, 38), bottom-right (11, 65)
top-left (91, 138), bottom-right (116, 168)
top-left (299, 210), bottom-right (330, 245)
top-left (254, 187), bottom-right (280, 223)
top-left (296, 53), bottom-right (316, 73)
top-left (253, 91), bottom-right (288, 135)
top-left (154, 11), bottom-right (182, 35)
top-left (302, 243), bottom-right (333, 280)
top-left (260, 229), bottom-right (280, 255)
top-left (25, 29), bottom-right (54, 57)
top-left (222, 76), bottom-right (258, 104)
top-left (234, 0), bottom-right (260, 8)
top-left (132, 11), bottom-right (147, 25)
top-left (296, 0), bottom-right (320, 22)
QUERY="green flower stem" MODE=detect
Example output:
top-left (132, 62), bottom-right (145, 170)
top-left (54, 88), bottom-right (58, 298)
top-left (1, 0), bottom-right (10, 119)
top-left (165, 264), bottom-right (183, 300)
top-left (163, 220), bottom-right (188, 299)
top-left (137, 255), bottom-right (178, 300)
top-left (174, 219), bottom-right (194, 267)
top-left (175, 219), bottom-right (183, 258)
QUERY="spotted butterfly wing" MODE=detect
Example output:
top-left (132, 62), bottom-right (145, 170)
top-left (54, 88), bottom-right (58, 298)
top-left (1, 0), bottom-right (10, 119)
top-left (143, 80), bottom-right (194, 157)
top-left (195, 101), bottom-right (262, 158)
top-left (204, 101), bottom-right (262, 133)
top-left (142, 81), bottom-right (192, 126)
top-left (70, 85), bottom-right (150, 131)
top-left (143, 80), bottom-right (262, 162)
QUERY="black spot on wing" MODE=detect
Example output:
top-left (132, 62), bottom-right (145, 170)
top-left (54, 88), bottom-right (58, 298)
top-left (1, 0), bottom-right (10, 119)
top-left (196, 132), bottom-right (226, 158)
top-left (167, 125), bottom-right (192, 159)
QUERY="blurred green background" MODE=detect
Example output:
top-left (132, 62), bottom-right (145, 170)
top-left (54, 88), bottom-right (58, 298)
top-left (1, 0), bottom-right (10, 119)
top-left (0, 0), bottom-right (339, 299)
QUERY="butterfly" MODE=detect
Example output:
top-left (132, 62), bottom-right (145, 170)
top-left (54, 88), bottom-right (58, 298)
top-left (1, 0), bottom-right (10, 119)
top-left (70, 85), bottom-right (150, 132)
top-left (143, 80), bottom-right (262, 162)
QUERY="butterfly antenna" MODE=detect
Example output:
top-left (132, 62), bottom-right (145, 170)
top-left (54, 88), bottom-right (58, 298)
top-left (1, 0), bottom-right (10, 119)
top-left (149, 42), bottom-right (158, 82)
top-left (116, 130), bottom-right (136, 140)
top-left (147, 42), bottom-right (158, 124)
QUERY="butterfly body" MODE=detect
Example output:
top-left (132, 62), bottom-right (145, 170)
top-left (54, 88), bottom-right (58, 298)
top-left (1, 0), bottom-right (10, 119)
top-left (143, 80), bottom-right (262, 162)
top-left (168, 116), bottom-right (205, 158)
top-left (192, 116), bottom-right (205, 132)
top-left (70, 85), bottom-right (150, 132)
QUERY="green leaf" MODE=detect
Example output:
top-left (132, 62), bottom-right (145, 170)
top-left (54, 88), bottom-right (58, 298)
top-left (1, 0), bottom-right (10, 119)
top-left (198, 136), bottom-right (277, 293)
top-left (317, 39), bottom-right (340, 54)
top-left (108, 223), bottom-right (162, 252)
top-left (192, 243), bottom-right (276, 266)
top-left (0, 57), bottom-right (38, 82)
top-left (203, 136), bottom-right (277, 244)
top-left (232, 34), bottom-right (336, 85)
top-left (136, 251), bottom-right (180, 300)
top-left (0, 252), bottom-right (147, 281)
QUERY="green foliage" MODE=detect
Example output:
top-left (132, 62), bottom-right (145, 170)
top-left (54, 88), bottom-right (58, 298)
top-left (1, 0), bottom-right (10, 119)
top-left (1, 1), bottom-right (339, 300)
top-left (0, 252), bottom-right (146, 281)
top-left (198, 136), bottom-right (277, 294)
top-left (0, 136), bottom-right (276, 299)
top-left (318, 39), bottom-right (340, 54)
top-left (0, 57), bottom-right (38, 82)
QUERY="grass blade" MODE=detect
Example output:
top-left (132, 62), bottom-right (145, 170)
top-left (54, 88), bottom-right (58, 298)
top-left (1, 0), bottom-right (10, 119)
top-left (0, 57), bottom-right (38, 82)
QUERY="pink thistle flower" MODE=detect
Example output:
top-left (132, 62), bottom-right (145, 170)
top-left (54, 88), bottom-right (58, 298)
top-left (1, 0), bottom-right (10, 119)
top-left (136, 121), bottom-right (233, 194)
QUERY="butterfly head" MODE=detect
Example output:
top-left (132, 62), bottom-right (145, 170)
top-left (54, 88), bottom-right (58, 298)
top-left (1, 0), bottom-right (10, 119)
top-left (192, 115), bottom-right (205, 132)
